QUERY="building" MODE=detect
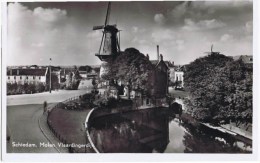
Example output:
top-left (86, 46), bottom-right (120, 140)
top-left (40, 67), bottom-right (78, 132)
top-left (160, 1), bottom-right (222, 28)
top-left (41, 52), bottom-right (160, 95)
top-left (7, 68), bottom-right (48, 85)
top-left (150, 54), bottom-right (169, 96)
top-left (174, 65), bottom-right (185, 88)
top-left (240, 55), bottom-right (253, 64)
top-left (78, 66), bottom-right (99, 79)
top-left (87, 69), bottom-right (99, 79)
top-left (118, 46), bottom-right (170, 108)
top-left (233, 55), bottom-right (253, 64)
top-left (164, 61), bottom-right (175, 85)
top-left (51, 66), bottom-right (62, 84)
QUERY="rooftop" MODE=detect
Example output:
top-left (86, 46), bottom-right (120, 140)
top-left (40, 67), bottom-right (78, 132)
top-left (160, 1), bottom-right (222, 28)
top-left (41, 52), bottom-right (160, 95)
top-left (233, 55), bottom-right (253, 64)
top-left (7, 68), bottom-right (47, 76)
top-left (240, 55), bottom-right (253, 64)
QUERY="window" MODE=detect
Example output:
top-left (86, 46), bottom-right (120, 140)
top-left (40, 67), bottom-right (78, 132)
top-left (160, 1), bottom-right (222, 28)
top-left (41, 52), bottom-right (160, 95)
top-left (8, 77), bottom-right (10, 80)
top-left (146, 98), bottom-right (150, 105)
top-left (249, 58), bottom-right (253, 61)
top-left (39, 76), bottom-right (41, 80)
top-left (26, 76), bottom-right (28, 80)
top-left (14, 76), bottom-right (16, 80)
top-left (33, 76), bottom-right (35, 80)
top-left (20, 76), bottom-right (22, 80)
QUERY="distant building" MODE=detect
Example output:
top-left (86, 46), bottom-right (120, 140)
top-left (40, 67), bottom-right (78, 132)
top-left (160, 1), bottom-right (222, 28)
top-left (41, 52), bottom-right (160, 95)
top-left (164, 61), bottom-right (175, 85)
top-left (60, 68), bottom-right (70, 82)
top-left (79, 71), bottom-right (87, 78)
top-left (7, 68), bottom-right (48, 85)
top-left (87, 69), bottom-right (99, 79)
top-left (78, 66), bottom-right (99, 79)
top-left (174, 65), bottom-right (185, 88)
top-left (234, 55), bottom-right (253, 64)
top-left (51, 66), bottom-right (62, 84)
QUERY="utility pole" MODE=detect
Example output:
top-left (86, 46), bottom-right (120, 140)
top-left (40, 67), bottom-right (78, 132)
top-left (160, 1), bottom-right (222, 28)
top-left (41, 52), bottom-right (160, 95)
top-left (49, 58), bottom-right (52, 93)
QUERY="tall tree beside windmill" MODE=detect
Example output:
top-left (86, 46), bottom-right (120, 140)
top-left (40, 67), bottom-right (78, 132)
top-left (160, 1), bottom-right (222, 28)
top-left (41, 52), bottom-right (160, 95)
top-left (93, 2), bottom-right (121, 80)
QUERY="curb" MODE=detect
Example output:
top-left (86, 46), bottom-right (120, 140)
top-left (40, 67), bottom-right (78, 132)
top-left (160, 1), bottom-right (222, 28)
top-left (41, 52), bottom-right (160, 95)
top-left (85, 108), bottom-right (100, 153)
top-left (38, 114), bottom-right (61, 153)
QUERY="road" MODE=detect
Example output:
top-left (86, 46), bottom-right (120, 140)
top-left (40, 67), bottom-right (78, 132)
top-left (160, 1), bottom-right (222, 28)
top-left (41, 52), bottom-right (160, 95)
top-left (7, 104), bottom-right (58, 153)
top-left (7, 89), bottom-right (89, 106)
top-left (168, 87), bottom-right (189, 98)
top-left (6, 90), bottom-right (89, 153)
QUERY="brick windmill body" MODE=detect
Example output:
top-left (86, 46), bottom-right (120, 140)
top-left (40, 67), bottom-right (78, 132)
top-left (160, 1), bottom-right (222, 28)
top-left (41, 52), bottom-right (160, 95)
top-left (93, 2), bottom-right (121, 80)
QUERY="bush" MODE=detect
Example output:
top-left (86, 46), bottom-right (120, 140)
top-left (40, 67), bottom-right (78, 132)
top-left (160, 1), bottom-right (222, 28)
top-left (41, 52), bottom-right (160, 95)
top-left (7, 82), bottom-right (46, 95)
top-left (94, 97), bottom-right (117, 109)
top-left (36, 83), bottom-right (46, 92)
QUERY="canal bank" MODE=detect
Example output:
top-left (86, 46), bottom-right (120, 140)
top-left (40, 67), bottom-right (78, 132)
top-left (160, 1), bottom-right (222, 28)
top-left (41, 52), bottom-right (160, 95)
top-left (171, 96), bottom-right (252, 151)
top-left (179, 112), bottom-right (252, 152)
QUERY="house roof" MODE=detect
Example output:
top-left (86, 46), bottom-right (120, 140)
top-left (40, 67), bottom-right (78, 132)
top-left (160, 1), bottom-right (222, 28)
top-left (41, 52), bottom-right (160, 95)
top-left (150, 60), bottom-right (169, 70)
top-left (232, 55), bottom-right (253, 64)
top-left (240, 55), bottom-right (253, 64)
top-left (150, 60), bottom-right (159, 66)
top-left (79, 71), bottom-right (86, 74)
top-left (164, 61), bottom-right (174, 67)
top-left (174, 65), bottom-right (186, 71)
top-left (7, 68), bottom-right (47, 76)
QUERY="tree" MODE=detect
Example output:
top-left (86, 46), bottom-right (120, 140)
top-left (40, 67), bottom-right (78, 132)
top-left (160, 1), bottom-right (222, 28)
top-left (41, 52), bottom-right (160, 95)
top-left (16, 83), bottom-right (24, 94)
top-left (103, 48), bottom-right (154, 94)
top-left (184, 53), bottom-right (252, 123)
top-left (36, 82), bottom-right (45, 92)
top-left (65, 66), bottom-right (81, 90)
top-left (27, 83), bottom-right (36, 94)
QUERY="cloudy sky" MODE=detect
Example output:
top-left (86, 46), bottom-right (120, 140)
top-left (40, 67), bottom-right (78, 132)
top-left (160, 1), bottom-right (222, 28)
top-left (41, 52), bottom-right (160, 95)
top-left (7, 1), bottom-right (253, 66)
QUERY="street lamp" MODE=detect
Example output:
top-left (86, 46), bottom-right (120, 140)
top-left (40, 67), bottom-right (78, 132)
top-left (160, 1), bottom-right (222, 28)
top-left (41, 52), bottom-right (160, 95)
top-left (49, 58), bottom-right (52, 93)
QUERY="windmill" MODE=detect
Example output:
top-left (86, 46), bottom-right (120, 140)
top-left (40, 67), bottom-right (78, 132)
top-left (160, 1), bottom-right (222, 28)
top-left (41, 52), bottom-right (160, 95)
top-left (204, 44), bottom-right (220, 55)
top-left (93, 2), bottom-right (121, 61)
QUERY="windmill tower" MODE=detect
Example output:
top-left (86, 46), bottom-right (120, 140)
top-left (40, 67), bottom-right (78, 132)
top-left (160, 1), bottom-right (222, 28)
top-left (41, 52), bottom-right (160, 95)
top-left (93, 2), bottom-right (121, 79)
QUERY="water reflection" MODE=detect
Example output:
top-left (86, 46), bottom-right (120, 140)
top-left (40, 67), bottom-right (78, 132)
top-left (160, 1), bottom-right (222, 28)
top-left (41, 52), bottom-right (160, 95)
top-left (163, 119), bottom-right (187, 153)
top-left (89, 108), bottom-right (251, 153)
top-left (89, 108), bottom-right (169, 153)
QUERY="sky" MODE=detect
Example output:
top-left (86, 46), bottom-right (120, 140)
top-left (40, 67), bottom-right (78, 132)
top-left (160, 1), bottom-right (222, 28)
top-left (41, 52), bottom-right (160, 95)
top-left (6, 1), bottom-right (253, 66)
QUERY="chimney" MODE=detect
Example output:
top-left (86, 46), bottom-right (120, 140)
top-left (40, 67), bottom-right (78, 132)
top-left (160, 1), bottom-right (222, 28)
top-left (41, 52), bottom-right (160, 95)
top-left (160, 54), bottom-right (163, 61)
top-left (157, 45), bottom-right (159, 61)
top-left (146, 54), bottom-right (149, 60)
top-left (172, 61), bottom-right (174, 66)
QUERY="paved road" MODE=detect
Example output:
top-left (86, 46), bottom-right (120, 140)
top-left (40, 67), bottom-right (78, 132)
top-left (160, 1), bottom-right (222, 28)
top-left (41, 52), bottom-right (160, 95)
top-left (7, 89), bottom-right (89, 106)
top-left (7, 104), bottom-right (58, 153)
top-left (6, 90), bottom-right (91, 153)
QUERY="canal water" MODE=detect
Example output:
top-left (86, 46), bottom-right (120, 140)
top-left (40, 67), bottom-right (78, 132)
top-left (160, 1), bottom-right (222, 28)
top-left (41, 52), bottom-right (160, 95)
top-left (89, 108), bottom-right (252, 153)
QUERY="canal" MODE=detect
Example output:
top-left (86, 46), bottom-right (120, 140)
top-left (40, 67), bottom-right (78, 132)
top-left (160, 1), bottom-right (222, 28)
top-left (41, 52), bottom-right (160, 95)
top-left (88, 108), bottom-right (252, 153)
